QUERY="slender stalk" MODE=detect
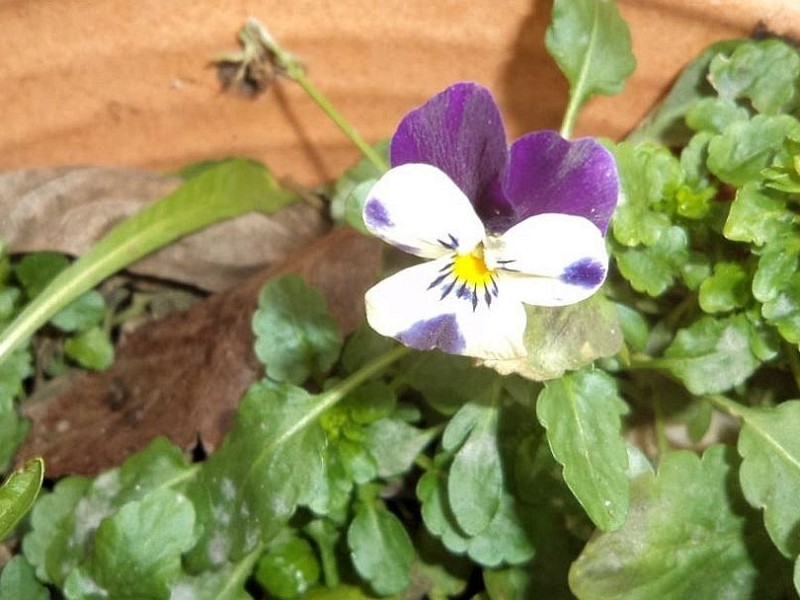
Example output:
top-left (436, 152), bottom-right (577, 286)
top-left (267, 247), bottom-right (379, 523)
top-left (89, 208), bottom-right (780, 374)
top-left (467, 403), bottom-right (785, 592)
top-left (652, 398), bottom-right (670, 457)
top-left (559, 92), bottom-right (582, 139)
top-left (249, 19), bottom-right (389, 173)
top-left (705, 394), bottom-right (749, 420)
top-left (263, 345), bottom-right (410, 458)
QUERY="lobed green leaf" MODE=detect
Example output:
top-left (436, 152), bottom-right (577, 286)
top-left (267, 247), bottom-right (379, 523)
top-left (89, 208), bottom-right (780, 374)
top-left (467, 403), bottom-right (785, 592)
top-left (63, 488), bottom-right (196, 599)
top-left (253, 274), bottom-right (341, 384)
top-left (569, 446), bottom-right (789, 599)
top-left (723, 183), bottom-right (795, 246)
top-left (707, 114), bottom-right (800, 187)
top-left (661, 314), bottom-right (761, 395)
top-left (0, 555), bottom-right (50, 600)
top-left (698, 261), bottom-right (751, 314)
top-left (708, 40), bottom-right (800, 115)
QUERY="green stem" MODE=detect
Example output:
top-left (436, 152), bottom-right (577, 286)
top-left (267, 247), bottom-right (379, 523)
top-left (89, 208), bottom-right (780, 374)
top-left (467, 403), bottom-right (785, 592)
top-left (705, 394), bottom-right (749, 420)
top-left (652, 397), bottom-right (670, 457)
top-left (559, 91), bottom-right (582, 139)
top-left (274, 345), bottom-right (410, 447)
top-left (250, 20), bottom-right (389, 173)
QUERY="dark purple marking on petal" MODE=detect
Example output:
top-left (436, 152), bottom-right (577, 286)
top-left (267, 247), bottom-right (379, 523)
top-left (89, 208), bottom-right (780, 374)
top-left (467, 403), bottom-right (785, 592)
top-left (363, 198), bottom-right (393, 228)
top-left (492, 130), bottom-right (619, 234)
top-left (561, 258), bottom-right (606, 288)
top-left (397, 314), bottom-right (466, 354)
top-left (390, 83), bottom-right (511, 218)
top-left (437, 233), bottom-right (459, 250)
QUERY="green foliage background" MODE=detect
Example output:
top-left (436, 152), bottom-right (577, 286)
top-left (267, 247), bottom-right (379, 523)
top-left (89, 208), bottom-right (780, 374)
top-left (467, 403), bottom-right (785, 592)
top-left (2, 1), bottom-right (800, 598)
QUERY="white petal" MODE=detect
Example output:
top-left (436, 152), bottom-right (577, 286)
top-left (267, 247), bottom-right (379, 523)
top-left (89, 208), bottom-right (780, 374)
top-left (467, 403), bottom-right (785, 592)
top-left (365, 258), bottom-right (527, 359)
top-left (488, 213), bottom-right (609, 307)
top-left (363, 164), bottom-right (485, 258)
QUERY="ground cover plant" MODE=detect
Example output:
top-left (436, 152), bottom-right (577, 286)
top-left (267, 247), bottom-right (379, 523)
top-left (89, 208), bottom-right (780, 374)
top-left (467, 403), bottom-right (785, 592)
top-left (1, 1), bottom-right (800, 598)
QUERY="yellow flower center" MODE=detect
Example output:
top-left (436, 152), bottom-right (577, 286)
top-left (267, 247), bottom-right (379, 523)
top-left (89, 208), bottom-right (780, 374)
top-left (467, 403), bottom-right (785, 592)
top-left (452, 247), bottom-right (494, 286)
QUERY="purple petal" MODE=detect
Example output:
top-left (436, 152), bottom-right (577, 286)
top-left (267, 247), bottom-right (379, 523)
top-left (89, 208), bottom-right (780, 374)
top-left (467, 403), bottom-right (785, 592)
top-left (390, 83), bottom-right (512, 220)
top-left (495, 131), bottom-right (619, 234)
top-left (397, 314), bottom-right (466, 354)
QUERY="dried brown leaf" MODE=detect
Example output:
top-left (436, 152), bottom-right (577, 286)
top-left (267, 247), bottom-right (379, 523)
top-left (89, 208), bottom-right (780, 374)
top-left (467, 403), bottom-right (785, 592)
top-left (16, 227), bottom-right (381, 477)
top-left (0, 166), bottom-right (329, 291)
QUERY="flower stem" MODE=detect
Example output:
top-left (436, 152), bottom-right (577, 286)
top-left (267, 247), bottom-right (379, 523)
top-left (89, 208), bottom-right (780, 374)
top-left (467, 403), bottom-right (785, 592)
top-left (273, 345), bottom-right (411, 449)
top-left (248, 19), bottom-right (389, 173)
top-left (559, 93), bottom-right (582, 139)
top-left (705, 394), bottom-right (749, 420)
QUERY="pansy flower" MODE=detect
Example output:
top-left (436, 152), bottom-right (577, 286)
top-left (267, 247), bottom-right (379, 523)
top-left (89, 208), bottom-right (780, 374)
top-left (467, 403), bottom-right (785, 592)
top-left (362, 82), bottom-right (619, 360)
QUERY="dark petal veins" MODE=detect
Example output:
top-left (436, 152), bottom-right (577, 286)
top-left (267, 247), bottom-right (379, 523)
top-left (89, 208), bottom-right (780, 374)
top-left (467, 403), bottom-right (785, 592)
top-left (397, 314), bottom-right (466, 354)
top-left (390, 83), bottom-right (511, 218)
top-left (495, 130), bottom-right (619, 234)
top-left (561, 258), bottom-right (607, 288)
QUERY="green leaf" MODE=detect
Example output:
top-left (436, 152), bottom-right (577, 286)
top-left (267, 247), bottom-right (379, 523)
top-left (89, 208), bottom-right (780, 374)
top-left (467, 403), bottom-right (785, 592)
top-left (186, 381), bottom-right (326, 570)
top-left (569, 446), bottom-right (789, 600)
top-left (256, 536), bottom-right (320, 599)
top-left (736, 400), bottom-right (800, 557)
top-left (0, 458), bottom-right (44, 541)
top-left (707, 114), bottom-right (800, 186)
top-left (50, 291), bottom-right (106, 333)
top-left (0, 158), bottom-right (297, 365)
top-left (753, 238), bottom-right (800, 302)
top-left (22, 477), bottom-right (91, 585)
top-left (627, 40), bottom-right (741, 145)
top-left (401, 352), bottom-right (500, 415)
top-left (416, 465), bottom-right (534, 567)
top-left (614, 226), bottom-right (689, 296)
top-left (15, 252), bottom-right (70, 299)
top-left (347, 501), bottom-right (415, 596)
top-left (170, 560), bottom-right (255, 600)
top-left (63, 488), bottom-right (196, 600)
top-left (685, 97), bottom-right (750, 134)
top-left (795, 557), bottom-right (800, 597)
top-left (0, 555), bottom-right (50, 600)
top-left (762, 135), bottom-right (800, 193)
top-left (63, 326), bottom-right (114, 371)
top-left (614, 302), bottom-right (649, 353)
top-left (611, 143), bottom-right (679, 247)
top-left (0, 348), bottom-right (33, 470)
top-left (23, 437), bottom-right (191, 586)
top-left (698, 262), bottom-right (750, 313)
top-left (442, 402), bottom-right (503, 536)
top-left (253, 274), bottom-right (341, 384)
top-left (661, 314), bottom-right (761, 395)
top-left (340, 322), bottom-right (395, 375)
top-left (545, 0), bottom-right (635, 133)
top-left (761, 275), bottom-right (800, 344)
top-left (536, 370), bottom-right (629, 531)
top-left (723, 182), bottom-right (795, 246)
top-left (363, 417), bottom-right (436, 478)
top-left (709, 40), bottom-right (800, 114)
